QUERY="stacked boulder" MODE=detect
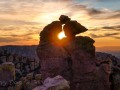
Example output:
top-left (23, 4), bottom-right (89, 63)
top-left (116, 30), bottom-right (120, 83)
top-left (37, 15), bottom-right (111, 90)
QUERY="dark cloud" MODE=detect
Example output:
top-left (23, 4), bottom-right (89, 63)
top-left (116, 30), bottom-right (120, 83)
top-left (89, 25), bottom-right (120, 31)
top-left (0, 26), bottom-right (41, 32)
top-left (102, 25), bottom-right (120, 30)
top-left (96, 0), bottom-right (120, 2)
top-left (107, 13), bottom-right (120, 19)
top-left (10, 32), bottom-right (37, 38)
top-left (105, 33), bottom-right (119, 36)
top-left (0, 32), bottom-right (37, 43)
top-left (90, 33), bottom-right (120, 39)
top-left (114, 36), bottom-right (120, 39)
top-left (90, 10), bottom-right (120, 19)
top-left (102, 26), bottom-right (115, 29)
top-left (88, 8), bottom-right (103, 15)
top-left (71, 4), bottom-right (120, 19)
top-left (79, 0), bottom-right (120, 2)
top-left (0, 37), bottom-right (19, 42)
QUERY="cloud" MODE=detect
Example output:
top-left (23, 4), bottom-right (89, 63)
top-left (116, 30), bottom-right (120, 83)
top-left (102, 25), bottom-right (120, 30)
top-left (89, 25), bottom-right (120, 32)
top-left (68, 3), bottom-right (120, 21)
top-left (77, 0), bottom-right (120, 2)
top-left (0, 37), bottom-right (19, 42)
top-left (0, 19), bottom-right (40, 26)
top-left (87, 8), bottom-right (103, 15)
top-left (114, 36), bottom-right (120, 39)
top-left (0, 32), bottom-right (38, 43)
top-left (95, 0), bottom-right (120, 2)
top-left (90, 33), bottom-right (120, 39)
top-left (0, 0), bottom-right (119, 25)
top-left (88, 9), bottom-right (120, 19)
top-left (0, 0), bottom-right (120, 46)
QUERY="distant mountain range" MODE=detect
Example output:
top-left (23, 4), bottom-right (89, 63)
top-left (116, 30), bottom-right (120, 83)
top-left (0, 45), bottom-right (120, 59)
top-left (96, 46), bottom-right (120, 59)
top-left (0, 45), bottom-right (39, 60)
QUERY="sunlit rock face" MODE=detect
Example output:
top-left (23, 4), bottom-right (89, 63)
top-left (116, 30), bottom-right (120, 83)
top-left (37, 15), bottom-right (111, 90)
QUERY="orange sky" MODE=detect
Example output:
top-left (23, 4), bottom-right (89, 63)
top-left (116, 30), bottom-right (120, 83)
top-left (0, 0), bottom-right (120, 47)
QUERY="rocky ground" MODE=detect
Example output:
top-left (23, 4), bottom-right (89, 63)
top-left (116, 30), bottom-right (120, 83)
top-left (0, 46), bottom-right (120, 90)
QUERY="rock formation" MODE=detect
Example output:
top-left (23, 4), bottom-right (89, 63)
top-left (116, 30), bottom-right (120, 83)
top-left (59, 15), bottom-right (98, 90)
top-left (40, 21), bottom-right (62, 43)
top-left (37, 20), bottom-right (72, 81)
top-left (37, 15), bottom-right (111, 90)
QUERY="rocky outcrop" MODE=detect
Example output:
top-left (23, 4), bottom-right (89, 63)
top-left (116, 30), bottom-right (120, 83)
top-left (33, 75), bottom-right (70, 90)
top-left (37, 20), bottom-right (72, 81)
top-left (37, 43), bottom-right (72, 81)
top-left (62, 36), bottom-right (97, 90)
top-left (37, 15), bottom-right (112, 90)
top-left (96, 52), bottom-right (120, 90)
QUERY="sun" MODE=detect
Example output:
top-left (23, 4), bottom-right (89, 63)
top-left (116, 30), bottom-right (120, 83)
top-left (58, 31), bottom-right (66, 39)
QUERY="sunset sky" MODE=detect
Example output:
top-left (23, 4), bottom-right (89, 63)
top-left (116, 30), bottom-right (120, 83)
top-left (0, 0), bottom-right (120, 47)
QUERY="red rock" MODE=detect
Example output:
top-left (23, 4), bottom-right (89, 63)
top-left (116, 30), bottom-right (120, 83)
top-left (37, 43), bottom-right (72, 81)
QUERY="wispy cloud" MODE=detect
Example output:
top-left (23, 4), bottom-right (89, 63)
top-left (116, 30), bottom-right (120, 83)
top-left (90, 32), bottom-right (120, 39)
top-left (0, 37), bottom-right (19, 42)
top-left (0, 0), bottom-right (120, 46)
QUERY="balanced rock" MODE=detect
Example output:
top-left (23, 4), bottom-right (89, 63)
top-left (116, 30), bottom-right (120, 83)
top-left (59, 15), bottom-right (71, 24)
top-left (37, 15), bottom-right (111, 90)
top-left (37, 20), bottom-right (72, 81)
top-left (63, 21), bottom-right (88, 37)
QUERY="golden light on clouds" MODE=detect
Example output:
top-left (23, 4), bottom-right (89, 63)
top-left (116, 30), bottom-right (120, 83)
top-left (0, 0), bottom-right (120, 47)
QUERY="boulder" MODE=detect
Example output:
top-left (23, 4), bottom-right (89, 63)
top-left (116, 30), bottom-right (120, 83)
top-left (40, 21), bottom-right (62, 43)
top-left (32, 75), bottom-right (70, 90)
top-left (63, 21), bottom-right (88, 37)
top-left (59, 15), bottom-right (71, 24)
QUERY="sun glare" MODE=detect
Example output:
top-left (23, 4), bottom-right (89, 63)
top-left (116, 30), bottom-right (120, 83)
top-left (58, 31), bottom-right (66, 39)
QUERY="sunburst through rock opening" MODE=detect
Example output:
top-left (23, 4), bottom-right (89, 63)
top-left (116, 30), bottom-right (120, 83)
top-left (58, 25), bottom-right (66, 39)
top-left (58, 31), bottom-right (66, 39)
